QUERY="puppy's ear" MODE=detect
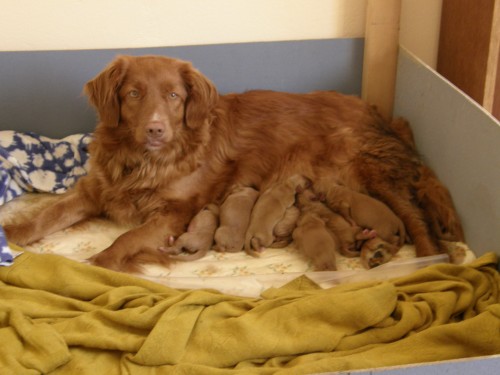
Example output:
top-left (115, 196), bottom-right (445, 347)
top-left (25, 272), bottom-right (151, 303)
top-left (84, 55), bottom-right (129, 127)
top-left (181, 63), bottom-right (219, 129)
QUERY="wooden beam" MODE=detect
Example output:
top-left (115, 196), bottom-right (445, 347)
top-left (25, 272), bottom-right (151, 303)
top-left (483, 0), bottom-right (500, 116)
top-left (362, 0), bottom-right (402, 121)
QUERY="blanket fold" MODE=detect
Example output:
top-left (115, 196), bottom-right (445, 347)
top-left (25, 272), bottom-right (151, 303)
top-left (0, 131), bottom-right (91, 205)
top-left (0, 252), bottom-right (499, 374)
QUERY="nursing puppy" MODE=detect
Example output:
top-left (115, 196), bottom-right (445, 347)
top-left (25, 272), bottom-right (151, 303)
top-left (4, 55), bottom-right (464, 272)
top-left (292, 212), bottom-right (338, 271)
top-left (296, 188), bottom-right (376, 257)
top-left (269, 205), bottom-right (301, 248)
top-left (214, 186), bottom-right (259, 253)
top-left (245, 174), bottom-right (309, 255)
top-left (359, 237), bottom-right (400, 269)
top-left (160, 203), bottom-right (219, 261)
top-left (314, 179), bottom-right (406, 247)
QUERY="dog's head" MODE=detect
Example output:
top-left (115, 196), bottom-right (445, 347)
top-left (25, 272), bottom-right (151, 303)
top-left (84, 55), bottom-right (218, 151)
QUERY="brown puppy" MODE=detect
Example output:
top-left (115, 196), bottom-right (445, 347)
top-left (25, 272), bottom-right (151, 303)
top-left (269, 205), bottom-right (301, 248)
top-left (4, 55), bottom-right (463, 272)
top-left (292, 212), bottom-right (338, 271)
top-left (296, 188), bottom-right (376, 257)
top-left (214, 186), bottom-right (259, 253)
top-left (245, 174), bottom-right (309, 255)
top-left (359, 237), bottom-right (400, 269)
top-left (160, 203), bottom-right (219, 261)
top-left (314, 179), bottom-right (406, 247)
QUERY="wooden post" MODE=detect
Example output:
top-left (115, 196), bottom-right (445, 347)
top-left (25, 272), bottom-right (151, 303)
top-left (483, 0), bottom-right (500, 116)
top-left (362, 0), bottom-right (402, 121)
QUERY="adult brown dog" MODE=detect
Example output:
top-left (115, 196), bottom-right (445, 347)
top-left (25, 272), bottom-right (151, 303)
top-left (3, 55), bottom-right (465, 272)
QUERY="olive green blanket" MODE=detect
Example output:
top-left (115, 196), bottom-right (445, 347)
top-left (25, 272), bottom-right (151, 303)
top-left (1, 252), bottom-right (499, 374)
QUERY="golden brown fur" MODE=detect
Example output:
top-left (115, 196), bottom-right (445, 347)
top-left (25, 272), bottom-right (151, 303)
top-left (159, 204), bottom-right (219, 261)
top-left (292, 212), bottom-right (338, 271)
top-left (245, 174), bottom-right (309, 255)
top-left (296, 188), bottom-right (376, 258)
top-left (314, 178), bottom-right (406, 247)
top-left (389, 117), bottom-right (465, 243)
top-left (3, 55), bottom-right (464, 272)
top-left (359, 237), bottom-right (400, 269)
top-left (269, 205), bottom-right (301, 248)
top-left (214, 186), bottom-right (259, 253)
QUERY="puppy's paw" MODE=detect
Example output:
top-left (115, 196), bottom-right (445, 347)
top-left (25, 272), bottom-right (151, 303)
top-left (360, 229), bottom-right (377, 239)
top-left (246, 237), bottom-right (265, 257)
top-left (360, 238), bottom-right (398, 269)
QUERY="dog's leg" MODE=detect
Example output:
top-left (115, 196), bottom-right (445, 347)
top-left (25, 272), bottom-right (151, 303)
top-left (89, 217), bottom-right (177, 272)
top-left (3, 192), bottom-right (98, 246)
top-left (352, 149), bottom-right (441, 258)
top-left (414, 165), bottom-right (465, 242)
top-left (372, 188), bottom-right (440, 257)
top-left (90, 204), bottom-right (194, 272)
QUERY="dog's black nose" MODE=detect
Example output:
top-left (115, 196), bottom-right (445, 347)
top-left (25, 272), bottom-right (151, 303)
top-left (146, 122), bottom-right (165, 138)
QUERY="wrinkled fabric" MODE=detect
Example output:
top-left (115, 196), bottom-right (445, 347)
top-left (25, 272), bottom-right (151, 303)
top-left (0, 131), bottom-right (91, 205)
top-left (0, 131), bottom-right (91, 266)
top-left (0, 227), bottom-right (14, 266)
top-left (0, 252), bottom-right (499, 374)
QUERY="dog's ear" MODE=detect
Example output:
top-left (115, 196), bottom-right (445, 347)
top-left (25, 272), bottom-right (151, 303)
top-left (84, 55), bottom-right (129, 127)
top-left (181, 63), bottom-right (219, 129)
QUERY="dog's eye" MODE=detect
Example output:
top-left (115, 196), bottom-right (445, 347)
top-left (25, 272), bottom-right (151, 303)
top-left (128, 90), bottom-right (140, 98)
top-left (169, 92), bottom-right (178, 99)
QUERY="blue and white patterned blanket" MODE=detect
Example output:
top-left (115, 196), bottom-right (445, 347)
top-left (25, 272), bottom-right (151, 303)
top-left (0, 131), bottom-right (92, 265)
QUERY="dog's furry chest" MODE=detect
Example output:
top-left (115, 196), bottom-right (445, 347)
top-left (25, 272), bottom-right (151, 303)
top-left (96, 160), bottom-right (211, 224)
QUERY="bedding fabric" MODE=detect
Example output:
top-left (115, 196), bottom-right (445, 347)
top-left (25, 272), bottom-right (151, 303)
top-left (0, 251), bottom-right (499, 374)
top-left (0, 131), bottom-right (91, 265)
top-left (0, 131), bottom-right (91, 205)
top-left (0, 226), bottom-right (13, 266)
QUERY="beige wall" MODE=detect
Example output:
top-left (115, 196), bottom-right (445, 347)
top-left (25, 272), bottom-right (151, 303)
top-left (0, 0), bottom-right (366, 50)
top-left (0, 0), bottom-right (441, 67)
top-left (400, 0), bottom-right (443, 68)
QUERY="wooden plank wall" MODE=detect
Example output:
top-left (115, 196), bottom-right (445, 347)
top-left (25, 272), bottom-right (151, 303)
top-left (437, 0), bottom-right (499, 119)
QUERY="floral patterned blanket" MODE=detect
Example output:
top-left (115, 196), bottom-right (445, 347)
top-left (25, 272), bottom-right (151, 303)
top-left (0, 131), bottom-right (92, 265)
top-left (0, 131), bottom-right (91, 204)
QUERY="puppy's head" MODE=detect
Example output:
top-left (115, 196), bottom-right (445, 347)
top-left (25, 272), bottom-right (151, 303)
top-left (84, 55), bottom-right (218, 151)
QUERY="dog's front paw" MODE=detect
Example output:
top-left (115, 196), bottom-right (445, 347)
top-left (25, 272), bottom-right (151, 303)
top-left (3, 223), bottom-right (36, 246)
